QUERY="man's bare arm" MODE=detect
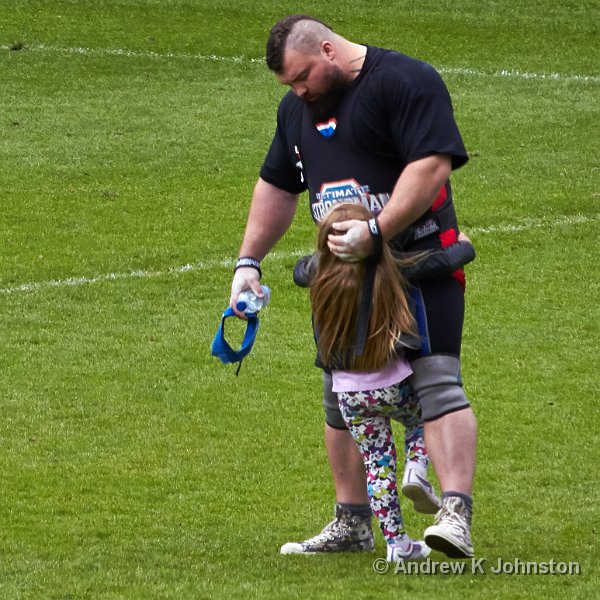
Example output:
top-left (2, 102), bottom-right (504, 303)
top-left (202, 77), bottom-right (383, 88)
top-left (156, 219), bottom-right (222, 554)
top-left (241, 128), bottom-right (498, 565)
top-left (230, 178), bottom-right (299, 314)
top-left (326, 154), bottom-right (452, 259)
top-left (238, 177), bottom-right (299, 261)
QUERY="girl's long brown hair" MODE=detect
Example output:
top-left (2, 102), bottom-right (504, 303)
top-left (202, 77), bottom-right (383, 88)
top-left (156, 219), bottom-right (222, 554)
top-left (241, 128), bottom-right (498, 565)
top-left (310, 203), bottom-right (416, 371)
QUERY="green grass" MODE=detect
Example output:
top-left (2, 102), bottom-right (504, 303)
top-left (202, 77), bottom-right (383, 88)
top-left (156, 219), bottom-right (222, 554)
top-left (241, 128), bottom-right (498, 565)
top-left (1, 1), bottom-right (599, 598)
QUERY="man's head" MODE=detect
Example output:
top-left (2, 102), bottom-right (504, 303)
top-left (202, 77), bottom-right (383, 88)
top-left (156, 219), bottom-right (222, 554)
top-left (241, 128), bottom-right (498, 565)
top-left (266, 15), bottom-right (354, 119)
top-left (266, 14), bottom-right (332, 73)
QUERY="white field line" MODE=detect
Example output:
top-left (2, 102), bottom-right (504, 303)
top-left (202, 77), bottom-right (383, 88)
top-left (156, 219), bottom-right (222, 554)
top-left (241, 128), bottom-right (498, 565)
top-left (467, 213), bottom-right (599, 235)
top-left (2, 42), bottom-right (599, 84)
top-left (1, 214), bottom-right (598, 295)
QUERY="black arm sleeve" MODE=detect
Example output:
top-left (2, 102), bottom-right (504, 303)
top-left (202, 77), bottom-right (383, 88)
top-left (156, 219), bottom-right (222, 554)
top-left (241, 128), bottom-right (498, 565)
top-left (403, 241), bottom-right (476, 281)
top-left (293, 241), bottom-right (476, 288)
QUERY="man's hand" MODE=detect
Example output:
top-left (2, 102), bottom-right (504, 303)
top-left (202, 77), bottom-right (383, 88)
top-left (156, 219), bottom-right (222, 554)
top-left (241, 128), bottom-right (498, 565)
top-left (230, 267), bottom-right (263, 318)
top-left (327, 219), bottom-right (373, 262)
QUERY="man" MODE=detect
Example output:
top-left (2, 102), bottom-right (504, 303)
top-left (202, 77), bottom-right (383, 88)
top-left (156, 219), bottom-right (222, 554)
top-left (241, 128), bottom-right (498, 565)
top-left (230, 15), bottom-right (477, 559)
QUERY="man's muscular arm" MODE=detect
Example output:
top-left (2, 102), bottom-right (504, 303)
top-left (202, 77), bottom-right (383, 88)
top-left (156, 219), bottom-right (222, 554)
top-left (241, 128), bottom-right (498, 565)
top-left (326, 154), bottom-right (452, 260)
top-left (230, 177), bottom-right (299, 315)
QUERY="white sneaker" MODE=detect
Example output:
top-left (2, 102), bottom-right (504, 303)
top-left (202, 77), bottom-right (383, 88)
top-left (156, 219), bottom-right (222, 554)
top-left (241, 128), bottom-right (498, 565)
top-left (280, 504), bottom-right (374, 554)
top-left (424, 496), bottom-right (474, 558)
top-left (401, 463), bottom-right (441, 514)
top-left (386, 537), bottom-right (431, 562)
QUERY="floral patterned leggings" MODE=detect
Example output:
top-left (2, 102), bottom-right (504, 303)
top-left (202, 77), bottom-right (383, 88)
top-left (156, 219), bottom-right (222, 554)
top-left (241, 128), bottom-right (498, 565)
top-left (337, 381), bottom-right (427, 544)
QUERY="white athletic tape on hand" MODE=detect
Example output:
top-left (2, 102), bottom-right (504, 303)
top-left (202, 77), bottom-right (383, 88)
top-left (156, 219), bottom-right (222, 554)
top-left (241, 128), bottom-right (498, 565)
top-left (334, 253), bottom-right (361, 263)
top-left (344, 225), bottom-right (363, 248)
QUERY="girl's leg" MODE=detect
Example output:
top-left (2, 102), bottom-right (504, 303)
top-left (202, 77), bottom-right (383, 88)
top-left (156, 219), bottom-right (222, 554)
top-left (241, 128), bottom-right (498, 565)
top-left (393, 382), bottom-right (442, 513)
top-left (404, 425), bottom-right (428, 469)
top-left (389, 381), bottom-right (427, 467)
top-left (338, 390), bottom-right (406, 544)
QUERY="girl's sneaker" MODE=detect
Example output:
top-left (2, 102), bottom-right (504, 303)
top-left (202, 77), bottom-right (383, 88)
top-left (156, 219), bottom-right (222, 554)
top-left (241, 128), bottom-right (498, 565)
top-left (401, 462), bottom-right (441, 514)
top-left (386, 537), bottom-right (431, 562)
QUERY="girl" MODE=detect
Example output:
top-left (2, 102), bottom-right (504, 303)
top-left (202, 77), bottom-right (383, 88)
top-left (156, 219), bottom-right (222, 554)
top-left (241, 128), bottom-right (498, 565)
top-left (310, 202), bottom-right (433, 562)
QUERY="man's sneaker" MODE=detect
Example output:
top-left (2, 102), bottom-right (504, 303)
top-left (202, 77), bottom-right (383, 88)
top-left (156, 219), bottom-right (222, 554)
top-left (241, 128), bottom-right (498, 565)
top-left (424, 496), bottom-right (474, 558)
top-left (387, 537), bottom-right (432, 562)
top-left (280, 504), bottom-right (374, 554)
top-left (401, 463), bottom-right (442, 514)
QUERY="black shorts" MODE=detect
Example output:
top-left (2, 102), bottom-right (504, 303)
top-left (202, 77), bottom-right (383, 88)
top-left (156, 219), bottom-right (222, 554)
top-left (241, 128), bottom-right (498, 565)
top-left (406, 276), bottom-right (465, 359)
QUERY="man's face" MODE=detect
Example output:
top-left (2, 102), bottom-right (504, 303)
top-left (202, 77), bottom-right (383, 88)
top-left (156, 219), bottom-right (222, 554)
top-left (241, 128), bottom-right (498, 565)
top-left (277, 48), bottom-right (350, 120)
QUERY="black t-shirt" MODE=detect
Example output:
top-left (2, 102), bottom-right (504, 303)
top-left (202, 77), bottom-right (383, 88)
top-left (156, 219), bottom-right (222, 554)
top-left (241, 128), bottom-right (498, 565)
top-left (260, 46), bottom-right (469, 251)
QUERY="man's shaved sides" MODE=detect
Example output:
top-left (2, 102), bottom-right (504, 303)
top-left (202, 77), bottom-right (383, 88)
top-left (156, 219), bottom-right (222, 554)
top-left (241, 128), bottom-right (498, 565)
top-left (285, 19), bottom-right (335, 55)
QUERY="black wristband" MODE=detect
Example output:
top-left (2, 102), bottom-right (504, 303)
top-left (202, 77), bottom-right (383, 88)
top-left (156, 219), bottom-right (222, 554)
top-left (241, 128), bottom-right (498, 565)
top-left (367, 217), bottom-right (383, 259)
top-left (234, 256), bottom-right (262, 279)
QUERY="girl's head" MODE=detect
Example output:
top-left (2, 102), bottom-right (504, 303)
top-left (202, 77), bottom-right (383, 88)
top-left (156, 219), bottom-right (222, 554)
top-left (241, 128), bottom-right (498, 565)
top-left (310, 203), bottom-right (416, 371)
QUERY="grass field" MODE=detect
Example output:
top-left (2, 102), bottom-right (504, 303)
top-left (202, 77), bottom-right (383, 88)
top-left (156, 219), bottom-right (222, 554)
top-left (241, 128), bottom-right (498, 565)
top-left (1, 1), bottom-right (599, 598)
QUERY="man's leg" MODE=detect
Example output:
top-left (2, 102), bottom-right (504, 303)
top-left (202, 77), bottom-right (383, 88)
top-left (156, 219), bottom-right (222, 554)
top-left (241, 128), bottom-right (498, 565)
top-left (423, 408), bottom-right (477, 558)
top-left (408, 354), bottom-right (477, 558)
top-left (280, 374), bottom-right (373, 554)
top-left (324, 423), bottom-right (369, 504)
top-left (408, 278), bottom-right (477, 558)
top-left (424, 408), bottom-right (477, 494)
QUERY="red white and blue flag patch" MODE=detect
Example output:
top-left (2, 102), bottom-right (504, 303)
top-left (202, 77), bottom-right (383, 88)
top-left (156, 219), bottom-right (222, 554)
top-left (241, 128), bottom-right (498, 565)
top-left (315, 118), bottom-right (337, 138)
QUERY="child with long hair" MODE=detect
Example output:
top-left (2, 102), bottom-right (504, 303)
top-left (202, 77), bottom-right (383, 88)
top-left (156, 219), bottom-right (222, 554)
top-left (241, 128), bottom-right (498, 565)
top-left (310, 202), bottom-right (433, 562)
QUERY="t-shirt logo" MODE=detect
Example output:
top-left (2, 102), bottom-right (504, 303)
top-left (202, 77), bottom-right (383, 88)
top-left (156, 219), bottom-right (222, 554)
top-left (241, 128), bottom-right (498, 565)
top-left (315, 118), bottom-right (337, 138)
top-left (317, 179), bottom-right (367, 203)
top-left (311, 179), bottom-right (389, 222)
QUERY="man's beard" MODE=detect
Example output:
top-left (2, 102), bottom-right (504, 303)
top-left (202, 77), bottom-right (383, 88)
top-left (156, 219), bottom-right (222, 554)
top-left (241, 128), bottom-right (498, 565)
top-left (304, 70), bottom-right (351, 123)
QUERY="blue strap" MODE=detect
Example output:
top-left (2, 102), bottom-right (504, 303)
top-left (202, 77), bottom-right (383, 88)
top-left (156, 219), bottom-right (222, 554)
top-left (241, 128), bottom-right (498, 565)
top-left (211, 306), bottom-right (259, 365)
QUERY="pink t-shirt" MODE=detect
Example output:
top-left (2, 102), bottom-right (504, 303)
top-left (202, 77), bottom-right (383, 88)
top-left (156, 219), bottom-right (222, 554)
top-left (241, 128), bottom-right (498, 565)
top-left (331, 356), bottom-right (413, 393)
